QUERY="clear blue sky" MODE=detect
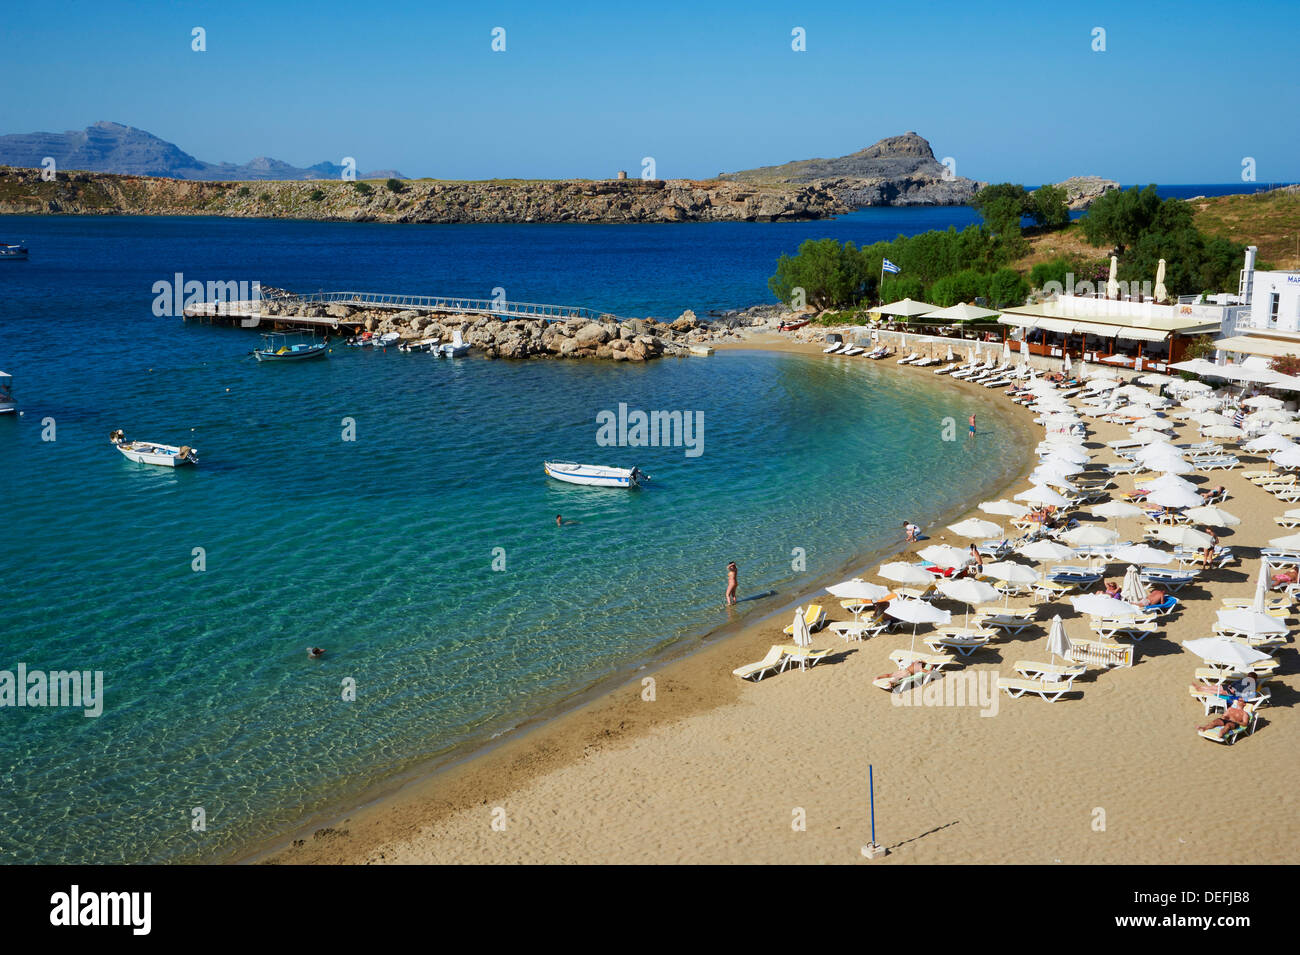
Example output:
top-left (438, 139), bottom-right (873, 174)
top-left (2, 0), bottom-right (1296, 184)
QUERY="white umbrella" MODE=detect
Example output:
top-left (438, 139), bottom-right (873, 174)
top-left (1087, 377), bottom-right (1121, 391)
top-left (980, 499), bottom-right (1030, 519)
top-left (984, 560), bottom-right (1038, 585)
top-left (947, 518), bottom-right (1003, 539)
top-left (1273, 421), bottom-right (1300, 438)
top-left (1128, 429), bottom-right (1167, 445)
top-left (1112, 543), bottom-right (1174, 565)
top-left (1272, 446), bottom-right (1300, 469)
top-left (1183, 505), bottom-right (1241, 527)
top-left (1151, 525), bottom-right (1214, 549)
top-left (1020, 338), bottom-right (1029, 359)
top-left (1154, 258), bottom-right (1168, 303)
top-left (1132, 417), bottom-right (1168, 430)
top-left (1094, 500), bottom-right (1147, 523)
top-left (1062, 526), bottom-right (1119, 547)
top-left (1184, 395), bottom-right (1223, 411)
top-left (877, 561), bottom-right (934, 585)
top-left (1045, 614), bottom-right (1072, 665)
top-left (1174, 379), bottom-right (1213, 393)
top-left (1014, 485), bottom-right (1070, 507)
top-left (1018, 540), bottom-right (1075, 562)
top-left (936, 578), bottom-right (1001, 628)
top-left (791, 606), bottom-right (812, 647)
top-left (1248, 409), bottom-right (1292, 425)
top-left (1244, 395), bottom-right (1284, 409)
top-left (1002, 340), bottom-right (1011, 364)
top-left (1216, 608), bottom-right (1287, 639)
top-left (1146, 485), bottom-right (1204, 510)
top-left (1192, 411), bottom-right (1232, 427)
top-left (827, 580), bottom-right (893, 602)
top-left (918, 544), bottom-right (970, 569)
top-left (1121, 564), bottom-right (1146, 604)
top-left (1139, 373), bottom-right (1174, 387)
top-left (1071, 593), bottom-right (1143, 617)
top-left (1183, 637), bottom-right (1273, 669)
top-left (1243, 433), bottom-right (1296, 454)
top-left (1044, 445), bottom-right (1090, 465)
top-left (886, 597), bottom-right (952, 652)
top-left (1201, 424), bottom-right (1246, 440)
top-left (1141, 473), bottom-right (1199, 495)
top-left (1267, 532), bottom-right (1300, 550)
top-left (1064, 352), bottom-right (1073, 375)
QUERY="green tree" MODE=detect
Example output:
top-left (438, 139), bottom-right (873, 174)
top-left (386, 178), bottom-right (406, 193)
top-left (1028, 185), bottom-right (1069, 230)
top-left (972, 183), bottom-right (1031, 236)
top-left (879, 276), bottom-right (925, 303)
top-left (987, 268), bottom-right (1029, 307)
top-left (928, 269), bottom-right (990, 307)
top-left (768, 238), bottom-right (871, 309)
top-left (1080, 184), bottom-right (1162, 253)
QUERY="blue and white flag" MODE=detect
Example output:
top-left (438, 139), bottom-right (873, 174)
top-left (882, 258), bottom-right (901, 274)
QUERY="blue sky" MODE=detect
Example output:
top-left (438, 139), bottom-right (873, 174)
top-left (2, 0), bottom-right (1296, 184)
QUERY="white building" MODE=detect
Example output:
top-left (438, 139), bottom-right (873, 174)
top-left (1213, 247), bottom-right (1300, 364)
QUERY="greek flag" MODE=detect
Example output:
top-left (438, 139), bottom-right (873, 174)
top-left (882, 258), bottom-right (901, 274)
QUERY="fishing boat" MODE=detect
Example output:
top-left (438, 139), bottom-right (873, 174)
top-left (252, 332), bottom-right (328, 362)
top-left (438, 328), bottom-right (469, 358)
top-left (0, 241), bottom-right (27, 260)
top-left (110, 430), bottom-right (198, 467)
top-left (778, 319), bottom-right (810, 332)
top-left (544, 461), bottom-right (644, 488)
top-left (0, 372), bottom-right (14, 414)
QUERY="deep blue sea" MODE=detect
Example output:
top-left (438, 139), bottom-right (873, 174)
top-left (0, 186), bottom-right (1259, 863)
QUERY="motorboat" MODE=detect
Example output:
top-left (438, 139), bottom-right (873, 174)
top-left (347, 331), bottom-right (375, 347)
top-left (398, 337), bottom-right (440, 353)
top-left (0, 371), bottom-right (14, 414)
top-left (110, 430), bottom-right (198, 467)
top-left (438, 328), bottom-right (469, 358)
top-left (544, 461), bottom-right (644, 488)
top-left (252, 332), bottom-right (328, 361)
top-left (0, 241), bottom-right (27, 260)
top-left (375, 331), bottom-right (401, 349)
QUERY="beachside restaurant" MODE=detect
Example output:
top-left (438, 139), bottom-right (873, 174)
top-left (997, 298), bottom-right (1223, 372)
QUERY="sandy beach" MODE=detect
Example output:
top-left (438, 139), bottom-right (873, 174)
top-left (262, 336), bottom-right (1296, 865)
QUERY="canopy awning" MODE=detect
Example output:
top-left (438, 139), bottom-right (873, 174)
top-left (1115, 327), bottom-right (1171, 343)
top-left (1214, 334), bottom-right (1300, 360)
top-left (878, 298), bottom-right (938, 317)
top-left (921, 302), bottom-right (1003, 322)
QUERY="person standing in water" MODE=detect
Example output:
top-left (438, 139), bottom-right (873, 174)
top-left (725, 562), bottom-right (738, 605)
top-left (968, 413), bottom-right (977, 439)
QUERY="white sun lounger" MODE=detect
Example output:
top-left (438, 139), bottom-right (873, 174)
top-left (996, 675), bottom-right (1078, 702)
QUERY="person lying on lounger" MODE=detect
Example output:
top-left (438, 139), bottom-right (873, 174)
top-left (1271, 568), bottom-right (1297, 588)
top-left (875, 660), bottom-right (926, 688)
top-left (1199, 485), bottom-right (1226, 502)
top-left (1102, 580), bottom-right (1122, 598)
top-left (1197, 699), bottom-right (1251, 737)
top-left (1139, 587), bottom-right (1166, 609)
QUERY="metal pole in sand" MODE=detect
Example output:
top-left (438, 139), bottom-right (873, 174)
top-left (862, 764), bottom-right (887, 858)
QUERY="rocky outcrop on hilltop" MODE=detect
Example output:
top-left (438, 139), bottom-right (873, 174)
top-left (1054, 175), bottom-right (1119, 210)
top-left (718, 132), bottom-right (985, 206)
top-left (0, 165), bottom-right (846, 223)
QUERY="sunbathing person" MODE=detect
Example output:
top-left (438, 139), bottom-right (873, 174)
top-left (1199, 485), bottom-right (1227, 502)
top-left (1139, 586), bottom-right (1166, 609)
top-left (1102, 580), bottom-right (1122, 598)
top-left (875, 660), bottom-right (926, 687)
top-left (1197, 699), bottom-right (1251, 737)
top-left (1271, 568), bottom-right (1298, 588)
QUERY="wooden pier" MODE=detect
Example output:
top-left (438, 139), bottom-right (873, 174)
top-left (183, 290), bottom-right (618, 329)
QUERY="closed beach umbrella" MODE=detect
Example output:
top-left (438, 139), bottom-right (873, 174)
top-left (980, 499), bottom-right (1030, 518)
top-left (1216, 608), bottom-right (1287, 639)
top-left (1045, 614), bottom-right (1072, 665)
top-left (1002, 340), bottom-right (1011, 364)
top-left (791, 606), bottom-right (812, 647)
top-left (1072, 593), bottom-right (1143, 618)
top-left (1183, 505), bottom-right (1241, 527)
top-left (1252, 560), bottom-right (1270, 614)
top-left (1151, 525), bottom-right (1215, 549)
top-left (1121, 564), bottom-right (1146, 604)
top-left (1182, 637), bottom-right (1273, 669)
top-left (918, 544), bottom-right (969, 570)
top-left (877, 562), bottom-right (934, 585)
top-left (1020, 338), bottom-right (1029, 359)
top-left (1064, 352), bottom-right (1072, 375)
top-left (948, 518), bottom-right (1003, 539)
top-left (1267, 532), bottom-right (1300, 550)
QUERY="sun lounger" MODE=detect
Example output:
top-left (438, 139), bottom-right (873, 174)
top-left (1245, 470), bottom-right (1293, 484)
top-left (1144, 595), bottom-right (1180, 617)
top-left (1139, 567), bottom-right (1199, 592)
top-left (733, 645), bottom-right (792, 681)
top-left (1014, 660), bottom-right (1086, 682)
top-left (1210, 624), bottom-right (1288, 648)
top-left (923, 632), bottom-right (993, 656)
top-left (1197, 702), bottom-right (1260, 744)
top-left (897, 352), bottom-right (920, 364)
top-left (1195, 455), bottom-right (1240, 471)
top-left (783, 646), bottom-right (832, 671)
top-left (873, 665), bottom-right (941, 693)
top-left (829, 611), bottom-right (892, 642)
top-left (1189, 682), bottom-right (1271, 715)
top-left (1090, 616), bottom-right (1160, 641)
top-left (823, 342), bottom-right (845, 354)
top-left (996, 675), bottom-right (1078, 702)
top-left (1030, 579), bottom-right (1074, 601)
top-left (1259, 549), bottom-right (1300, 567)
top-left (1197, 656), bottom-right (1280, 677)
top-left (887, 649), bottom-right (955, 670)
top-left (783, 604), bottom-right (827, 635)
top-left (974, 608), bottom-right (1036, 634)
top-left (1220, 595), bottom-right (1292, 616)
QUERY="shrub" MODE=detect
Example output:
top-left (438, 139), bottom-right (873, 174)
top-left (353, 181), bottom-right (373, 194)
top-left (386, 178), bottom-right (406, 193)
top-left (308, 188), bottom-right (325, 201)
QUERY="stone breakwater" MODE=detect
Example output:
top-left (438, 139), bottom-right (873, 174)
top-left (0, 166), bottom-right (848, 223)
top-left (257, 293), bottom-right (788, 361)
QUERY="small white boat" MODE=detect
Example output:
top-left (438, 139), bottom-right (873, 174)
top-left (376, 332), bottom-right (401, 349)
top-left (438, 328), bottom-right (469, 358)
top-left (399, 337), bottom-right (440, 353)
top-left (0, 371), bottom-right (14, 414)
top-left (544, 461), bottom-right (644, 488)
top-left (110, 430), bottom-right (198, 467)
top-left (0, 242), bottom-right (28, 260)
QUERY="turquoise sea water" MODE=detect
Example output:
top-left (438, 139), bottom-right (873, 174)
top-left (0, 213), bottom-right (1031, 863)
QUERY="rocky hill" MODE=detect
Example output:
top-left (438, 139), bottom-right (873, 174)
top-left (0, 165), bottom-right (847, 223)
top-left (718, 132), bottom-right (985, 206)
top-left (0, 122), bottom-right (403, 181)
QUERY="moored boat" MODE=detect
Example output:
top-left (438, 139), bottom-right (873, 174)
top-left (110, 430), bottom-right (198, 467)
top-left (398, 337), bottom-right (440, 353)
top-left (544, 461), bottom-right (644, 488)
top-left (252, 332), bottom-right (328, 361)
top-left (0, 241), bottom-right (28, 260)
top-left (0, 371), bottom-right (14, 413)
top-left (376, 331), bottom-right (401, 349)
top-left (438, 328), bottom-right (469, 358)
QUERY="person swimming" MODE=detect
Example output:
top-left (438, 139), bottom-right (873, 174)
top-left (307, 647), bottom-right (325, 659)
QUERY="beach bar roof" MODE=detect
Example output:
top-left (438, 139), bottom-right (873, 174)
top-left (877, 298), bottom-right (937, 317)
top-left (920, 302), bottom-right (1002, 322)
top-left (999, 299), bottom-right (1218, 342)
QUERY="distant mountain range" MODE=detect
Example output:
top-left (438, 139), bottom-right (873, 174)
top-left (0, 121), bottom-right (404, 181)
